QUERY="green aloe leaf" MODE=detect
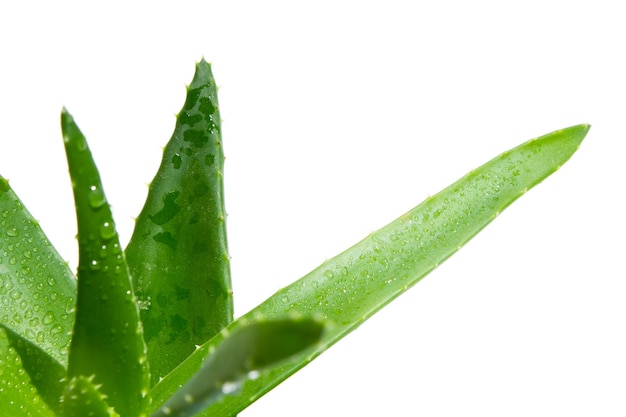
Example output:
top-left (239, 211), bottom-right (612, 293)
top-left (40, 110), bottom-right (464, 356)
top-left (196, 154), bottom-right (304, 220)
top-left (0, 176), bottom-right (77, 366)
top-left (150, 124), bottom-right (589, 416)
top-left (61, 109), bottom-right (149, 417)
top-left (62, 375), bottom-right (120, 417)
top-left (0, 327), bottom-right (59, 417)
top-left (0, 324), bottom-right (66, 415)
top-left (125, 59), bottom-right (234, 386)
top-left (151, 318), bottom-right (325, 417)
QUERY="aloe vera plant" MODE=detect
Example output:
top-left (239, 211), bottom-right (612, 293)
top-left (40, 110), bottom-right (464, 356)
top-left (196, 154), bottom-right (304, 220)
top-left (0, 59), bottom-right (588, 417)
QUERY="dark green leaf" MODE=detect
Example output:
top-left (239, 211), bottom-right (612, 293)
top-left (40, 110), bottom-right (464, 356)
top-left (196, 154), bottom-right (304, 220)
top-left (125, 59), bottom-right (233, 386)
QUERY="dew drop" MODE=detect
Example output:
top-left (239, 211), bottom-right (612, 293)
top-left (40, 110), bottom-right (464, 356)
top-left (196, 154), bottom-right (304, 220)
top-left (5, 228), bottom-right (18, 237)
top-left (12, 312), bottom-right (22, 324)
top-left (89, 259), bottom-right (101, 271)
top-left (99, 221), bottom-right (116, 240)
top-left (42, 311), bottom-right (55, 325)
top-left (221, 380), bottom-right (241, 395)
top-left (171, 153), bottom-right (182, 169)
top-left (87, 185), bottom-right (106, 209)
top-left (36, 332), bottom-right (45, 343)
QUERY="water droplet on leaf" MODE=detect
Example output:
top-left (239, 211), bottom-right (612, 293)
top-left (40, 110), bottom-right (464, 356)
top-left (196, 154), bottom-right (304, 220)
top-left (42, 311), bottom-right (55, 325)
top-left (99, 222), bottom-right (116, 240)
top-left (87, 185), bottom-right (106, 209)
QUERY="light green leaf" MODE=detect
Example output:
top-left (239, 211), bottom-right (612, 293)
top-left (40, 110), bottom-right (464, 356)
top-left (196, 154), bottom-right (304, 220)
top-left (150, 124), bottom-right (589, 416)
top-left (0, 175), bottom-right (77, 366)
top-left (151, 318), bottom-right (324, 417)
top-left (0, 324), bottom-right (66, 415)
top-left (61, 109), bottom-right (149, 417)
top-left (0, 326), bottom-right (59, 417)
top-left (125, 59), bottom-right (233, 386)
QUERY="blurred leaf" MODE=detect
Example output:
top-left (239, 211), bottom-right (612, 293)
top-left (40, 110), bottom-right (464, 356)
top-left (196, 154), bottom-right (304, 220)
top-left (151, 318), bottom-right (324, 417)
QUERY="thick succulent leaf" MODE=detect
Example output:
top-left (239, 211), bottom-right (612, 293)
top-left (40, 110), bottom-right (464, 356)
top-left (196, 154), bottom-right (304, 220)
top-left (150, 125), bottom-right (589, 416)
top-left (61, 109), bottom-right (149, 417)
top-left (62, 375), bottom-right (120, 417)
top-left (151, 318), bottom-right (324, 417)
top-left (1, 324), bottom-right (66, 415)
top-left (0, 327), bottom-right (59, 417)
top-left (0, 175), bottom-right (77, 366)
top-left (125, 59), bottom-right (233, 386)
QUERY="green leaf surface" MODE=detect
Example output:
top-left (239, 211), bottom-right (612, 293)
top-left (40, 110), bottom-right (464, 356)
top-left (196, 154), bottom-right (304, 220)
top-left (61, 109), bottom-right (149, 417)
top-left (150, 124), bottom-right (589, 416)
top-left (151, 318), bottom-right (324, 417)
top-left (62, 375), bottom-right (120, 417)
top-left (0, 327), bottom-right (59, 417)
top-left (125, 59), bottom-right (233, 385)
top-left (0, 176), bottom-right (77, 366)
top-left (1, 324), bottom-right (66, 415)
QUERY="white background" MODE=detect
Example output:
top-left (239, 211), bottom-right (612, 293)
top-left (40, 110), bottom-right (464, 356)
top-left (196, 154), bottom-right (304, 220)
top-left (1, 1), bottom-right (624, 416)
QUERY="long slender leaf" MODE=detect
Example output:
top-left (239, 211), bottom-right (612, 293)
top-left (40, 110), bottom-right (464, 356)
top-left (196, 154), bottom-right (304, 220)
top-left (61, 109), bottom-right (149, 417)
top-left (0, 175), bottom-right (76, 366)
top-left (0, 326), bottom-right (58, 417)
top-left (125, 59), bottom-right (234, 386)
top-left (151, 318), bottom-right (324, 417)
top-left (150, 124), bottom-right (589, 416)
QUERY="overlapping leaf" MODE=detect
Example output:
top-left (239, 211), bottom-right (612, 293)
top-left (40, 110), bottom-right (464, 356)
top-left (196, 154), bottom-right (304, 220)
top-left (150, 125), bottom-right (589, 417)
top-left (151, 318), bottom-right (324, 417)
top-left (0, 60), bottom-right (589, 417)
top-left (0, 327), bottom-right (60, 417)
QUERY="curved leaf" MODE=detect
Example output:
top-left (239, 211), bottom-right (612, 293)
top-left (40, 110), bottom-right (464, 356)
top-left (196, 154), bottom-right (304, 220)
top-left (0, 175), bottom-right (76, 366)
top-left (61, 109), bottom-right (149, 417)
top-left (150, 124), bottom-right (589, 416)
top-left (151, 318), bottom-right (324, 417)
top-left (125, 59), bottom-right (233, 386)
